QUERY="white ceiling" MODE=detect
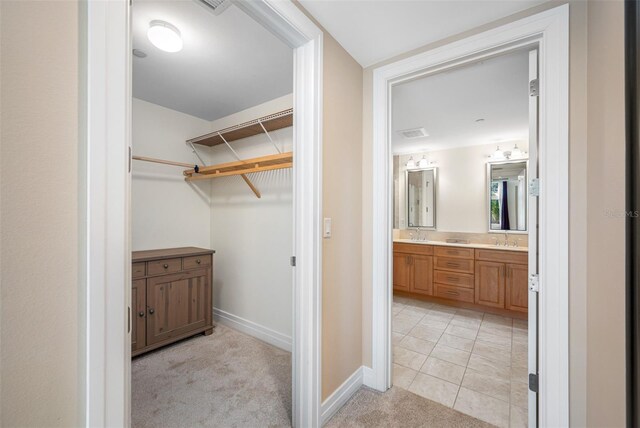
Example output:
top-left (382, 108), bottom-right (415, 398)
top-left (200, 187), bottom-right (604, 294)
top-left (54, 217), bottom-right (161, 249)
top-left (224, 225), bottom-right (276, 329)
top-left (392, 49), bottom-right (529, 155)
top-left (132, 0), bottom-right (293, 121)
top-left (298, 0), bottom-right (547, 67)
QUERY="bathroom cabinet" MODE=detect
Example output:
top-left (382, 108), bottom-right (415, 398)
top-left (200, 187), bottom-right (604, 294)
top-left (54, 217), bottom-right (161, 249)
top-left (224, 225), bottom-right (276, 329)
top-left (393, 242), bottom-right (528, 317)
top-left (131, 247), bottom-right (215, 356)
top-left (393, 243), bottom-right (434, 296)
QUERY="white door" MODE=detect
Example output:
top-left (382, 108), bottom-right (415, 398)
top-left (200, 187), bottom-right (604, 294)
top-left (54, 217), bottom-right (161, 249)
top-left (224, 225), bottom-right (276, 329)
top-left (527, 48), bottom-right (539, 428)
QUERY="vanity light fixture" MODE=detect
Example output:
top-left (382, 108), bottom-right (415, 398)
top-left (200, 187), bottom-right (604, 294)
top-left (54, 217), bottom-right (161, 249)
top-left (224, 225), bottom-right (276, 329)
top-left (148, 20), bottom-right (183, 53)
top-left (510, 143), bottom-right (525, 159)
top-left (418, 155), bottom-right (429, 168)
top-left (490, 146), bottom-right (505, 160)
top-left (406, 156), bottom-right (416, 169)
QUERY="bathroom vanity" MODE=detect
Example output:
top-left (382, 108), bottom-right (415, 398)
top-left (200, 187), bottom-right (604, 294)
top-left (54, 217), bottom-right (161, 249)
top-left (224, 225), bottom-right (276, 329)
top-left (393, 240), bottom-right (528, 318)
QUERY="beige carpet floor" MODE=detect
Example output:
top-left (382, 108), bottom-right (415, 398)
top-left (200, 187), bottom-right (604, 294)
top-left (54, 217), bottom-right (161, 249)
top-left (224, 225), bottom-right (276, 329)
top-left (132, 325), bottom-right (491, 428)
top-left (132, 324), bottom-right (292, 428)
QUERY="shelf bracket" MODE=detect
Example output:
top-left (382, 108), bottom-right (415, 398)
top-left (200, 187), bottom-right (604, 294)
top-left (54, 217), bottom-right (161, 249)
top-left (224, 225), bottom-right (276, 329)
top-left (258, 120), bottom-right (282, 154)
top-left (217, 132), bottom-right (261, 198)
top-left (188, 142), bottom-right (207, 167)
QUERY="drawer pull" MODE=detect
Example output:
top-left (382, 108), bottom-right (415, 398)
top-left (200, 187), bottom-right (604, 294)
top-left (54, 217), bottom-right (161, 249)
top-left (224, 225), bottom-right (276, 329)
top-left (138, 311), bottom-right (145, 317)
top-left (444, 290), bottom-right (459, 295)
top-left (148, 308), bottom-right (155, 315)
top-left (196, 259), bottom-right (201, 264)
top-left (448, 276), bottom-right (460, 282)
top-left (163, 263), bottom-right (169, 269)
top-left (446, 263), bottom-right (460, 268)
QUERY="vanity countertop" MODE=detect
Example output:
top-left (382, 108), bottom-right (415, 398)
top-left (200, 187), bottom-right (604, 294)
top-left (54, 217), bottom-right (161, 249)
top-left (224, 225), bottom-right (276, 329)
top-left (393, 238), bottom-right (528, 252)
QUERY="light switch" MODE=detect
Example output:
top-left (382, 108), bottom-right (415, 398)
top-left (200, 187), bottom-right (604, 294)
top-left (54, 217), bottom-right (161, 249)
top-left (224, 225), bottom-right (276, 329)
top-left (323, 217), bottom-right (332, 238)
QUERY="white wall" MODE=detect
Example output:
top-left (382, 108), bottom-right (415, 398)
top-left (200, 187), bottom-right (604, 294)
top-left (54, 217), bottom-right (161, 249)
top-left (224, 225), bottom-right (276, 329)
top-left (131, 98), bottom-right (212, 251)
top-left (207, 95), bottom-right (293, 341)
top-left (396, 141), bottom-right (528, 233)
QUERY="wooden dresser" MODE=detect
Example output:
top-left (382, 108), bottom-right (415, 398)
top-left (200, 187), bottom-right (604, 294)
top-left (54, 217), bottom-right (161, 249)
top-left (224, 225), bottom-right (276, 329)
top-left (393, 242), bottom-right (528, 318)
top-left (132, 247), bottom-right (215, 356)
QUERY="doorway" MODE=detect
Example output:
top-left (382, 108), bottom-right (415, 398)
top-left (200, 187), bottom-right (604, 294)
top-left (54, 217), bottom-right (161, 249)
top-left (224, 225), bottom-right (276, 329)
top-left (84, 1), bottom-right (323, 426)
top-left (367, 5), bottom-right (569, 427)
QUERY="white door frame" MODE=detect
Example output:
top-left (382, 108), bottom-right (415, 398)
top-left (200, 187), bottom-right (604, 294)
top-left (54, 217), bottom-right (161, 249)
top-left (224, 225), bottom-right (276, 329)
top-left (84, 1), bottom-right (324, 427)
top-left (368, 5), bottom-right (568, 426)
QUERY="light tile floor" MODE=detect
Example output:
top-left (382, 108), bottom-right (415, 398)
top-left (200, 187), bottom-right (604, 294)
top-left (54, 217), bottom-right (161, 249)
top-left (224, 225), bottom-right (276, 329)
top-left (392, 295), bottom-right (529, 428)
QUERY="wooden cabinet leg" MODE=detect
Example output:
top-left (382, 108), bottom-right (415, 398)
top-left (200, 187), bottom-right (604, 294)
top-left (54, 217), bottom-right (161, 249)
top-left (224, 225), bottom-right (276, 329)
top-left (204, 328), bottom-right (214, 336)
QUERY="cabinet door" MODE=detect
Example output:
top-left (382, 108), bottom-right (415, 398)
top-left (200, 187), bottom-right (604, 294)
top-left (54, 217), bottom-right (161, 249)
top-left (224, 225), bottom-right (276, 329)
top-left (393, 252), bottom-right (412, 292)
top-left (146, 269), bottom-right (211, 346)
top-left (411, 255), bottom-right (433, 296)
top-left (506, 263), bottom-right (528, 313)
top-left (475, 261), bottom-right (506, 308)
top-left (132, 279), bottom-right (146, 352)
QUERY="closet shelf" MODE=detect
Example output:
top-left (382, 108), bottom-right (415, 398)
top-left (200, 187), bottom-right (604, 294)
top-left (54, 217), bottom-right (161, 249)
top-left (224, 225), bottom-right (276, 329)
top-left (187, 109), bottom-right (293, 147)
top-left (183, 152), bottom-right (293, 182)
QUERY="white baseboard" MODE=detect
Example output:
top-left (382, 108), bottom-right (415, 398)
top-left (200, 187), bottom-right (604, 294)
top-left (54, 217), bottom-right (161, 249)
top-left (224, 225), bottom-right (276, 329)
top-left (320, 366), bottom-right (364, 426)
top-left (362, 366), bottom-right (376, 388)
top-left (213, 308), bottom-right (292, 352)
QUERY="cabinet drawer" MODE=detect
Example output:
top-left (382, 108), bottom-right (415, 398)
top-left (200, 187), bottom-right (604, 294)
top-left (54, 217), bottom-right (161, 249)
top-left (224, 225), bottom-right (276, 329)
top-left (434, 246), bottom-right (474, 259)
top-left (434, 257), bottom-right (474, 274)
top-left (393, 243), bottom-right (433, 256)
top-left (434, 284), bottom-right (474, 303)
top-left (147, 258), bottom-right (182, 276)
top-left (434, 270), bottom-right (474, 289)
top-left (183, 255), bottom-right (212, 270)
top-left (475, 248), bottom-right (527, 264)
top-left (132, 262), bottom-right (146, 278)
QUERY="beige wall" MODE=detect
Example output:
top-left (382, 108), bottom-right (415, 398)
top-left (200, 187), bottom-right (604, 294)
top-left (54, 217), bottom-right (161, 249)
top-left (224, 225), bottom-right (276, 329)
top-left (321, 33), bottom-right (364, 400)
top-left (586, 1), bottom-right (626, 426)
top-left (362, 1), bottom-right (626, 426)
top-left (0, 1), bottom-right (81, 426)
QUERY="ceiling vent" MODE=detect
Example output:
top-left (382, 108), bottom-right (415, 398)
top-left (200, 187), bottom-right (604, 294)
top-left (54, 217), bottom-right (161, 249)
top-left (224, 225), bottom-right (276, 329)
top-left (399, 127), bottom-right (429, 139)
top-left (197, 0), bottom-right (234, 15)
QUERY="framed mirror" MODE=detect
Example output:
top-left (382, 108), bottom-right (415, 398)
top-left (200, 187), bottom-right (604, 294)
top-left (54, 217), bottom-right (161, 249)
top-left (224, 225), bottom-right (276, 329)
top-left (487, 160), bottom-right (527, 232)
top-left (407, 168), bottom-right (437, 229)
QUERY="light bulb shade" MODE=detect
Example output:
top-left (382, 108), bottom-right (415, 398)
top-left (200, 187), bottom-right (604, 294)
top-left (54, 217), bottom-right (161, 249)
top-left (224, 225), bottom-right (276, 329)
top-left (511, 144), bottom-right (523, 159)
top-left (491, 146), bottom-right (504, 160)
top-left (418, 156), bottom-right (429, 168)
top-left (148, 20), bottom-right (183, 53)
top-left (406, 156), bottom-right (416, 168)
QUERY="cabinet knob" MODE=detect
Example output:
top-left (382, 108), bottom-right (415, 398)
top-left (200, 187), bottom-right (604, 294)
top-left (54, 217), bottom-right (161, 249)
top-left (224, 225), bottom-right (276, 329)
top-left (148, 308), bottom-right (155, 315)
top-left (163, 263), bottom-right (169, 269)
top-left (196, 259), bottom-right (201, 264)
top-left (138, 311), bottom-right (145, 317)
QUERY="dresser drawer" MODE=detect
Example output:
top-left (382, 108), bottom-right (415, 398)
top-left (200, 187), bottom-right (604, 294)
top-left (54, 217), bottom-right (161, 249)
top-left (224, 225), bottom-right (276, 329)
top-left (147, 258), bottom-right (182, 276)
top-left (434, 270), bottom-right (474, 289)
top-left (132, 262), bottom-right (146, 278)
top-left (434, 257), bottom-right (474, 274)
top-left (183, 255), bottom-right (212, 270)
top-left (434, 246), bottom-right (474, 259)
top-left (435, 284), bottom-right (474, 303)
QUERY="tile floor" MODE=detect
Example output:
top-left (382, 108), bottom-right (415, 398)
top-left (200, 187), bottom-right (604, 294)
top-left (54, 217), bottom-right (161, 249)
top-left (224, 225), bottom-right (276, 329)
top-left (392, 295), bottom-right (529, 428)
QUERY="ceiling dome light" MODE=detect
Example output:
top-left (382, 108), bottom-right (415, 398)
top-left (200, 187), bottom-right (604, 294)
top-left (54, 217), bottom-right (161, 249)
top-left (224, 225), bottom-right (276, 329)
top-left (147, 20), bottom-right (183, 53)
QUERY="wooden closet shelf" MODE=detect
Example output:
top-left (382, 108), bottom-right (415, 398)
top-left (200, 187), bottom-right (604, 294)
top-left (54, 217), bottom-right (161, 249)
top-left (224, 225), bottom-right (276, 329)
top-left (183, 152), bottom-right (293, 182)
top-left (187, 109), bottom-right (293, 147)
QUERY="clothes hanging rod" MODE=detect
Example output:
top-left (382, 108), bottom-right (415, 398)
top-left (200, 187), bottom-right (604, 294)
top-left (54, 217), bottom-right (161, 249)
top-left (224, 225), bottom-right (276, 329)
top-left (133, 155), bottom-right (200, 172)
